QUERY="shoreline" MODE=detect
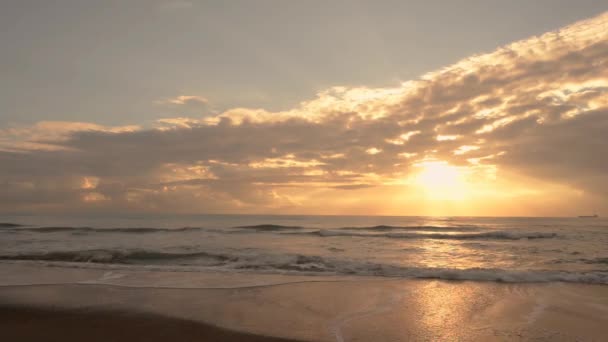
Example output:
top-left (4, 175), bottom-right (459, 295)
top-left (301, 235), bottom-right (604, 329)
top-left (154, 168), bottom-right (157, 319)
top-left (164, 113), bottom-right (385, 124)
top-left (1, 280), bottom-right (608, 341)
top-left (2, 260), bottom-right (607, 287)
top-left (0, 305), bottom-right (301, 342)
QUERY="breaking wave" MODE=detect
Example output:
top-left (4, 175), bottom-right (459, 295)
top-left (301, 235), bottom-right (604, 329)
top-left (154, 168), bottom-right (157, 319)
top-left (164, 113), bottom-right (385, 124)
top-left (1, 249), bottom-right (605, 284)
top-left (0, 249), bottom-right (236, 265)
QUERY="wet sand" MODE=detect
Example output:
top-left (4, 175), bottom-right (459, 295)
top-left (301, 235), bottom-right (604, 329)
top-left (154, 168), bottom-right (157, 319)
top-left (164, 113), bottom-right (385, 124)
top-left (1, 279), bottom-right (608, 341)
top-left (1, 261), bottom-right (608, 341)
top-left (1, 305), bottom-right (300, 342)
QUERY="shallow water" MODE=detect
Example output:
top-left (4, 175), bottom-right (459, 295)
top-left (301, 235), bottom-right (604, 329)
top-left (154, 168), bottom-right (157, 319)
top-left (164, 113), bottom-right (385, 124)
top-left (1, 215), bottom-right (607, 284)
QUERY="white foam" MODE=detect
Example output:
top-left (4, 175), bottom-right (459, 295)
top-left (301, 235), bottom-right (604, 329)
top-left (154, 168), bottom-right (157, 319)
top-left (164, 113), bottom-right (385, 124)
top-left (2, 258), bottom-right (606, 285)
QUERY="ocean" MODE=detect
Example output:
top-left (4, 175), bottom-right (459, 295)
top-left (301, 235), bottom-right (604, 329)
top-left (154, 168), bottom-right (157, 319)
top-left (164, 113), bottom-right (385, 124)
top-left (1, 215), bottom-right (607, 285)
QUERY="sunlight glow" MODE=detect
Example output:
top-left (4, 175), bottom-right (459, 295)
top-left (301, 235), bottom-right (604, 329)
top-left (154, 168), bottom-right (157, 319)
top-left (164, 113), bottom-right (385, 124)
top-left (413, 161), bottom-right (469, 201)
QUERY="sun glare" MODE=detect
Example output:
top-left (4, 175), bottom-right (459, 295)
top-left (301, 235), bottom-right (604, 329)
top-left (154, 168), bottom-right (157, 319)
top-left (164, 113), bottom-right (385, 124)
top-left (413, 161), bottom-right (469, 200)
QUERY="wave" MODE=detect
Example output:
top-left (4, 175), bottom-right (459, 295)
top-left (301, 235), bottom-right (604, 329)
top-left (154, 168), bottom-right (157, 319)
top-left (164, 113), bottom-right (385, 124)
top-left (0, 249), bottom-right (236, 265)
top-left (232, 224), bottom-right (483, 233)
top-left (5, 224), bottom-right (304, 234)
top-left (581, 257), bottom-right (608, 264)
top-left (341, 225), bottom-right (482, 232)
top-left (2, 226), bottom-right (205, 233)
top-left (2, 223), bottom-right (550, 242)
top-left (389, 267), bottom-right (608, 284)
top-left (222, 256), bottom-right (608, 284)
top-left (312, 230), bottom-right (557, 240)
top-left (233, 224), bottom-right (304, 231)
top-left (3, 250), bottom-right (606, 284)
top-left (0, 222), bottom-right (24, 227)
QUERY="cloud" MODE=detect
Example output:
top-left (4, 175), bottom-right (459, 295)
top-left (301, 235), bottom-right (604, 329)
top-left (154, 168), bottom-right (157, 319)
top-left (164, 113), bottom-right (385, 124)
top-left (160, 95), bottom-right (208, 106)
top-left (0, 121), bottom-right (140, 152)
top-left (1, 12), bottom-right (607, 215)
top-left (155, 95), bottom-right (214, 121)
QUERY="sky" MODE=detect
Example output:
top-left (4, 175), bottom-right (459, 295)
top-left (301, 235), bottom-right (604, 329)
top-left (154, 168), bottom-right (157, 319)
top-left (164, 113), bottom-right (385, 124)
top-left (1, 1), bottom-right (608, 216)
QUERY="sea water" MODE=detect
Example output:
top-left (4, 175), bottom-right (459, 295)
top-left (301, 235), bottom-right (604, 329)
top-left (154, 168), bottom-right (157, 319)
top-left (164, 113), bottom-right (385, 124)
top-left (1, 215), bottom-right (607, 285)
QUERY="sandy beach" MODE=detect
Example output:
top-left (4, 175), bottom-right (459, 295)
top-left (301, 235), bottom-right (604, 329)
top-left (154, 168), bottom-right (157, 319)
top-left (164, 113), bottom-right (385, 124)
top-left (1, 263), bottom-right (607, 341)
top-left (1, 306), bottom-right (300, 342)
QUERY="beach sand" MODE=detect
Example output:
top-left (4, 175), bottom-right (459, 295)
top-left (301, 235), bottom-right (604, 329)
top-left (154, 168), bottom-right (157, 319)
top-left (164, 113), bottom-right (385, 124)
top-left (1, 264), bottom-right (607, 341)
top-left (1, 306), bottom-right (300, 342)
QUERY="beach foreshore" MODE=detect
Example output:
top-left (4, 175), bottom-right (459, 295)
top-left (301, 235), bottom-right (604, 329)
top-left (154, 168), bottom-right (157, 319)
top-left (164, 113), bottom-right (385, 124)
top-left (0, 264), bottom-right (607, 341)
top-left (0, 305), bottom-right (300, 342)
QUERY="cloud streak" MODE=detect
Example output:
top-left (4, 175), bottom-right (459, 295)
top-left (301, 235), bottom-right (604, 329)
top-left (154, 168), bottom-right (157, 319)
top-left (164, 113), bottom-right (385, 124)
top-left (1, 12), bottom-right (607, 216)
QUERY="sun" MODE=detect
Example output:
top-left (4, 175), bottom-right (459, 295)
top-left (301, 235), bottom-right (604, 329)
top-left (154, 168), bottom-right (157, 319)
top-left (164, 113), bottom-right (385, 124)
top-left (413, 161), bottom-right (469, 200)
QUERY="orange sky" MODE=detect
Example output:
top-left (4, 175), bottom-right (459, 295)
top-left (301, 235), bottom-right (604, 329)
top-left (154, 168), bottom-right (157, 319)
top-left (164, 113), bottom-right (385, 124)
top-left (1, 12), bottom-right (607, 216)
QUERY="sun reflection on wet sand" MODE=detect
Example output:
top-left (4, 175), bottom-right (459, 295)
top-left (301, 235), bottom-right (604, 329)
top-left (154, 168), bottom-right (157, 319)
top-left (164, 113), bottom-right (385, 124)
top-left (1, 268), bottom-right (608, 341)
top-left (408, 281), bottom-right (478, 339)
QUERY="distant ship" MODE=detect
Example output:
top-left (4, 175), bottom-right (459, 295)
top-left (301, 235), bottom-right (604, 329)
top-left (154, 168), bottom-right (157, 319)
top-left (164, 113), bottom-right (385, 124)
top-left (578, 214), bottom-right (598, 218)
